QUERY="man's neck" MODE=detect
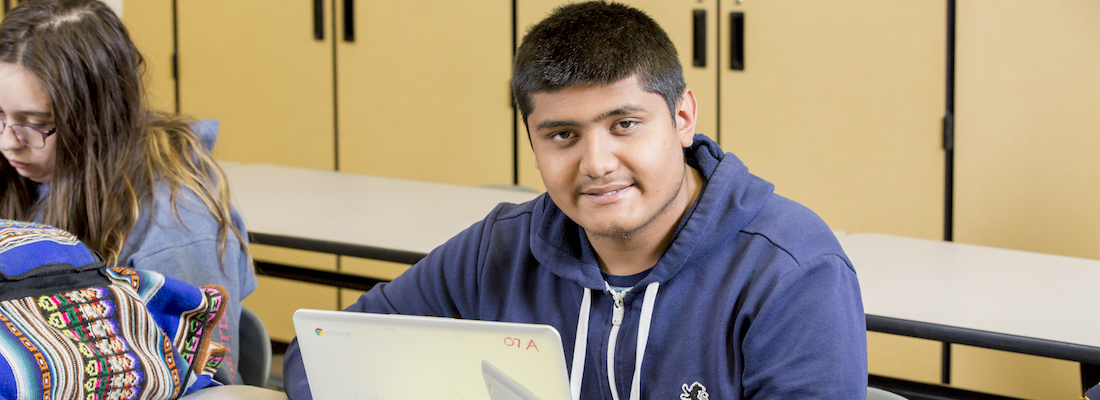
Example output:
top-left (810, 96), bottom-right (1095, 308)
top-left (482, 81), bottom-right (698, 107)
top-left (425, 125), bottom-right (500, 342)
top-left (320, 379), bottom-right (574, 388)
top-left (589, 166), bottom-right (705, 276)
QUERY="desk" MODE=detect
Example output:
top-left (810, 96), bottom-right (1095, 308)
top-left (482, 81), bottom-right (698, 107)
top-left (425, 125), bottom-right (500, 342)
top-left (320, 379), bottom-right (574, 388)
top-left (224, 163), bottom-right (539, 287)
top-left (841, 233), bottom-right (1100, 393)
top-left (226, 166), bottom-right (1100, 391)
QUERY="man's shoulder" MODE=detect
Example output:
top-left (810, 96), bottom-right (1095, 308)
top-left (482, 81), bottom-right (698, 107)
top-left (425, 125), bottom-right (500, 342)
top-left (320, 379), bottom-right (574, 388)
top-left (437, 194), bottom-right (543, 253)
top-left (739, 194), bottom-right (850, 270)
top-left (482, 193), bottom-right (544, 226)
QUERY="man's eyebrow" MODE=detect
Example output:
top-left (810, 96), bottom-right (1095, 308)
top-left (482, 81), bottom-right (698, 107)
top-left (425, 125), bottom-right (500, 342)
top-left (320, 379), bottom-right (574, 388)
top-left (536, 119), bottom-right (578, 131)
top-left (535, 105), bottom-right (647, 131)
top-left (591, 105), bottom-right (644, 122)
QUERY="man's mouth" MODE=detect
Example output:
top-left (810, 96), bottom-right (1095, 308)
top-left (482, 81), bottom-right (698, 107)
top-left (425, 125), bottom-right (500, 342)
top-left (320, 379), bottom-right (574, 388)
top-left (590, 187), bottom-right (628, 196)
top-left (581, 184), bottom-right (634, 202)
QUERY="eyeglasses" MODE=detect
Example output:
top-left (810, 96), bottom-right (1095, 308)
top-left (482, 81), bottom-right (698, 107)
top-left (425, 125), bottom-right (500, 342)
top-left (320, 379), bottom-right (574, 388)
top-left (1, 120), bottom-right (56, 149)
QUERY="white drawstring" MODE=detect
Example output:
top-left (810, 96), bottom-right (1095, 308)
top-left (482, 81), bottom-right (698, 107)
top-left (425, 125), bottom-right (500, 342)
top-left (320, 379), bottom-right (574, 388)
top-left (629, 281), bottom-right (660, 400)
top-left (570, 282), bottom-right (660, 400)
top-left (570, 288), bottom-right (592, 400)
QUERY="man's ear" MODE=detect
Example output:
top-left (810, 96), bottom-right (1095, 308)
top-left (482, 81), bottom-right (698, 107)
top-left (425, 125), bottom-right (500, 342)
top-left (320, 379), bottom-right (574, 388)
top-left (675, 88), bottom-right (698, 148)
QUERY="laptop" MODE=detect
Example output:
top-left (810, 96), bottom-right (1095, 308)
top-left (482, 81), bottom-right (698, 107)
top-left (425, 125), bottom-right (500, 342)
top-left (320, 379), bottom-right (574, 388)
top-left (293, 309), bottom-right (573, 400)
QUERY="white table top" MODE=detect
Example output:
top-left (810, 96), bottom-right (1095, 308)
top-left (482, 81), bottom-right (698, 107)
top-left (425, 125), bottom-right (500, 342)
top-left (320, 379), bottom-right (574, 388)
top-left (841, 233), bottom-right (1100, 361)
top-left (223, 163), bottom-right (539, 260)
top-left (223, 164), bottom-right (1100, 362)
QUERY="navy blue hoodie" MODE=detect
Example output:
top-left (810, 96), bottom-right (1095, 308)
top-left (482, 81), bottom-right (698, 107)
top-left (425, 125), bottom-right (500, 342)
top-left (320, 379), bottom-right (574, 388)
top-left (283, 135), bottom-right (867, 399)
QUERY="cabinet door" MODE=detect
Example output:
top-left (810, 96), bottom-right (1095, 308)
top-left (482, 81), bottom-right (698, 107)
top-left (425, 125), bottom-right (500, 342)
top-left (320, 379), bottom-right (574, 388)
top-left (719, 0), bottom-right (946, 239)
top-left (336, 1), bottom-right (512, 186)
top-left (515, 0), bottom-right (720, 191)
top-left (952, 2), bottom-right (1100, 395)
top-left (123, 1), bottom-right (176, 113)
top-left (177, 1), bottom-right (335, 170)
top-left (955, 0), bottom-right (1100, 260)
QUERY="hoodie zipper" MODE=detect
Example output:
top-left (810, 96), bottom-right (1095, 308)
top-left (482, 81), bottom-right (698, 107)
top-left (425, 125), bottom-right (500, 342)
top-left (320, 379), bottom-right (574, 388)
top-left (606, 287), bottom-right (627, 400)
top-left (574, 282), bottom-right (658, 400)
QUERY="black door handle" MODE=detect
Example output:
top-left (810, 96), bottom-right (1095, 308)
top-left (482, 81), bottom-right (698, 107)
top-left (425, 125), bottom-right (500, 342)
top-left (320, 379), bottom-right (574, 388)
top-left (692, 10), bottom-right (707, 67)
top-left (343, 0), bottom-right (355, 42)
top-left (313, 0), bottom-right (324, 40)
top-left (729, 12), bottom-right (744, 70)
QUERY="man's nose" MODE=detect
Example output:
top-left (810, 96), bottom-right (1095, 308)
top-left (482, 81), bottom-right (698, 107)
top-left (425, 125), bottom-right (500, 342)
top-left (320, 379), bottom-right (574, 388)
top-left (578, 132), bottom-right (620, 179)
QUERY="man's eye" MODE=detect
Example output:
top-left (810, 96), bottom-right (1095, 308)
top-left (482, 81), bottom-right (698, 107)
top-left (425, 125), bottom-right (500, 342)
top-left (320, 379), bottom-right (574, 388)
top-left (616, 120), bottom-right (637, 129)
top-left (551, 131), bottom-right (573, 141)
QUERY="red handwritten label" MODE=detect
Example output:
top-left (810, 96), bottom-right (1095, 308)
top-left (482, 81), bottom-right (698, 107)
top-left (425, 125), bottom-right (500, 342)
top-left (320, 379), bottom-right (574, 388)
top-left (503, 337), bottom-right (540, 352)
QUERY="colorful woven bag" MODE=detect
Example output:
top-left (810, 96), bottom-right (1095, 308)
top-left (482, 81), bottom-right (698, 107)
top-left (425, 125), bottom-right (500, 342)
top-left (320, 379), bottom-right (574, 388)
top-left (0, 220), bottom-right (227, 399)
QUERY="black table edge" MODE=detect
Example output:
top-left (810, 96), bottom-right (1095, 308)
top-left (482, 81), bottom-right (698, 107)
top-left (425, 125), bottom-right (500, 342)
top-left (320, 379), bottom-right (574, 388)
top-left (867, 314), bottom-right (1100, 365)
top-left (247, 232), bottom-right (1100, 368)
top-left (249, 232), bottom-right (427, 265)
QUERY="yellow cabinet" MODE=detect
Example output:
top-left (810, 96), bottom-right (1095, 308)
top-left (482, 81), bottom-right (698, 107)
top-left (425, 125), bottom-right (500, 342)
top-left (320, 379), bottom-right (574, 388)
top-left (177, 0), bottom-right (336, 171)
top-left (336, 1), bottom-right (513, 186)
top-left (719, 0), bottom-right (946, 240)
top-left (515, 0), bottom-right (946, 238)
top-left (950, 1), bottom-right (1100, 399)
top-left (122, 1), bottom-right (176, 113)
top-left (174, 1), bottom-right (513, 185)
top-left (954, 0), bottom-right (1100, 260)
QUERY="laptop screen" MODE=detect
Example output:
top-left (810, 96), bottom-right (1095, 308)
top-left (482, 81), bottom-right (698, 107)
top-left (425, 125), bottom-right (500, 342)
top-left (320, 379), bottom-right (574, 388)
top-left (293, 309), bottom-right (572, 400)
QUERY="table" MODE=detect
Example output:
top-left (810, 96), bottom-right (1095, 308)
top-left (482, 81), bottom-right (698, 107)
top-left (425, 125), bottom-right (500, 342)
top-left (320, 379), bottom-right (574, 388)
top-left (224, 164), bottom-right (1100, 394)
top-left (223, 163), bottom-right (539, 288)
top-left (841, 233), bottom-right (1100, 394)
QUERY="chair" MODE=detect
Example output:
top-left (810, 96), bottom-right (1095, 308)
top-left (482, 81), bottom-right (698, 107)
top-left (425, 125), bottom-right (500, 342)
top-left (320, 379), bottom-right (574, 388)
top-left (238, 306), bottom-right (272, 388)
top-left (867, 387), bottom-right (908, 400)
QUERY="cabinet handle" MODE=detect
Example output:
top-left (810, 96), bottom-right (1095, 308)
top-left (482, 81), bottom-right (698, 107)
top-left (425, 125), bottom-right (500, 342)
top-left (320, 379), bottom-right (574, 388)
top-left (313, 0), bottom-right (324, 40)
top-left (729, 12), bottom-right (744, 70)
top-left (692, 10), bottom-right (706, 67)
top-left (343, 0), bottom-right (355, 42)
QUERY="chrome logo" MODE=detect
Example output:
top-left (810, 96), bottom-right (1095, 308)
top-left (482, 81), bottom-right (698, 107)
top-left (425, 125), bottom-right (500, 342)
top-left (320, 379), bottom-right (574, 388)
top-left (315, 328), bottom-right (324, 336)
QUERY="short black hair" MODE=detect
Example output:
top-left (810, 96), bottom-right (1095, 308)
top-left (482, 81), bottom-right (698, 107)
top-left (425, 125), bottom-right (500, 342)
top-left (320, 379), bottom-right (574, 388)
top-left (512, 1), bottom-right (685, 125)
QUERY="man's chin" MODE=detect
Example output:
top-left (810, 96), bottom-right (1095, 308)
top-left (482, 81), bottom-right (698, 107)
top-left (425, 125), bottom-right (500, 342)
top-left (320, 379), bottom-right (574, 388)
top-left (583, 223), bottom-right (639, 240)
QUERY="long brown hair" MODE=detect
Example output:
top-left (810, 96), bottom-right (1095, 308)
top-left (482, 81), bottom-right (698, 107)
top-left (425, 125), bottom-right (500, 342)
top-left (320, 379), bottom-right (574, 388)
top-left (0, 0), bottom-right (248, 269)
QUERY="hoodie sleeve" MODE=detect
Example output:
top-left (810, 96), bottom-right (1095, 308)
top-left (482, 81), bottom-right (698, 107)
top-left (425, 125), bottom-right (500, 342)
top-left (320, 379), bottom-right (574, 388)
top-left (281, 205), bottom-right (502, 400)
top-left (740, 254), bottom-right (867, 399)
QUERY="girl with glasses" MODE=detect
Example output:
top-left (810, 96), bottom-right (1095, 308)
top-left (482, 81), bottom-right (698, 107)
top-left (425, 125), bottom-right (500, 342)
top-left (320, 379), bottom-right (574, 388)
top-left (0, 0), bottom-right (257, 386)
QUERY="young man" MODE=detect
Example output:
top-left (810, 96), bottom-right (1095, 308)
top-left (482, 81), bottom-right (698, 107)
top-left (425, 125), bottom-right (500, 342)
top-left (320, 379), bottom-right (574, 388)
top-left (283, 2), bottom-right (866, 399)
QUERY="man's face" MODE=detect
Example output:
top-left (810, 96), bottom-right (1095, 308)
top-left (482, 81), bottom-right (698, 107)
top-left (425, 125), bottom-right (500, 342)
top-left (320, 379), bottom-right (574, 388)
top-left (527, 75), bottom-right (697, 239)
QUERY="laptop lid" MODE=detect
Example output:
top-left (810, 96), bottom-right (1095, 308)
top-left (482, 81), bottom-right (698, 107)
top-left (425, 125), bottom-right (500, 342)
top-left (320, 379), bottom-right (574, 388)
top-left (293, 309), bottom-right (572, 400)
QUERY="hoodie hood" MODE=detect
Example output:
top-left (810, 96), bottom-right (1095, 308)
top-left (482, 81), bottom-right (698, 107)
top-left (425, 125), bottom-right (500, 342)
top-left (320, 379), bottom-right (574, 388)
top-left (529, 134), bottom-right (775, 290)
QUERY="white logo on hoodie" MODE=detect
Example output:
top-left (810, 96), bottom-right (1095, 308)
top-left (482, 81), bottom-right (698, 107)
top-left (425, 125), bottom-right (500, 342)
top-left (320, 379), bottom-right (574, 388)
top-left (680, 382), bottom-right (709, 400)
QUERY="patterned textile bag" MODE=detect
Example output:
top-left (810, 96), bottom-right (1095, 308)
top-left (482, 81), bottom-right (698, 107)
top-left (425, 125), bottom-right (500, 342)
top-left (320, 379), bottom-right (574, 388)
top-left (0, 220), bottom-right (228, 399)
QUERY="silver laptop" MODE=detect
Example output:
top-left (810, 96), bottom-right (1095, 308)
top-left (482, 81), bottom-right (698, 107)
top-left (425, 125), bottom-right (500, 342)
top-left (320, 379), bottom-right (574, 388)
top-left (293, 309), bottom-right (572, 400)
